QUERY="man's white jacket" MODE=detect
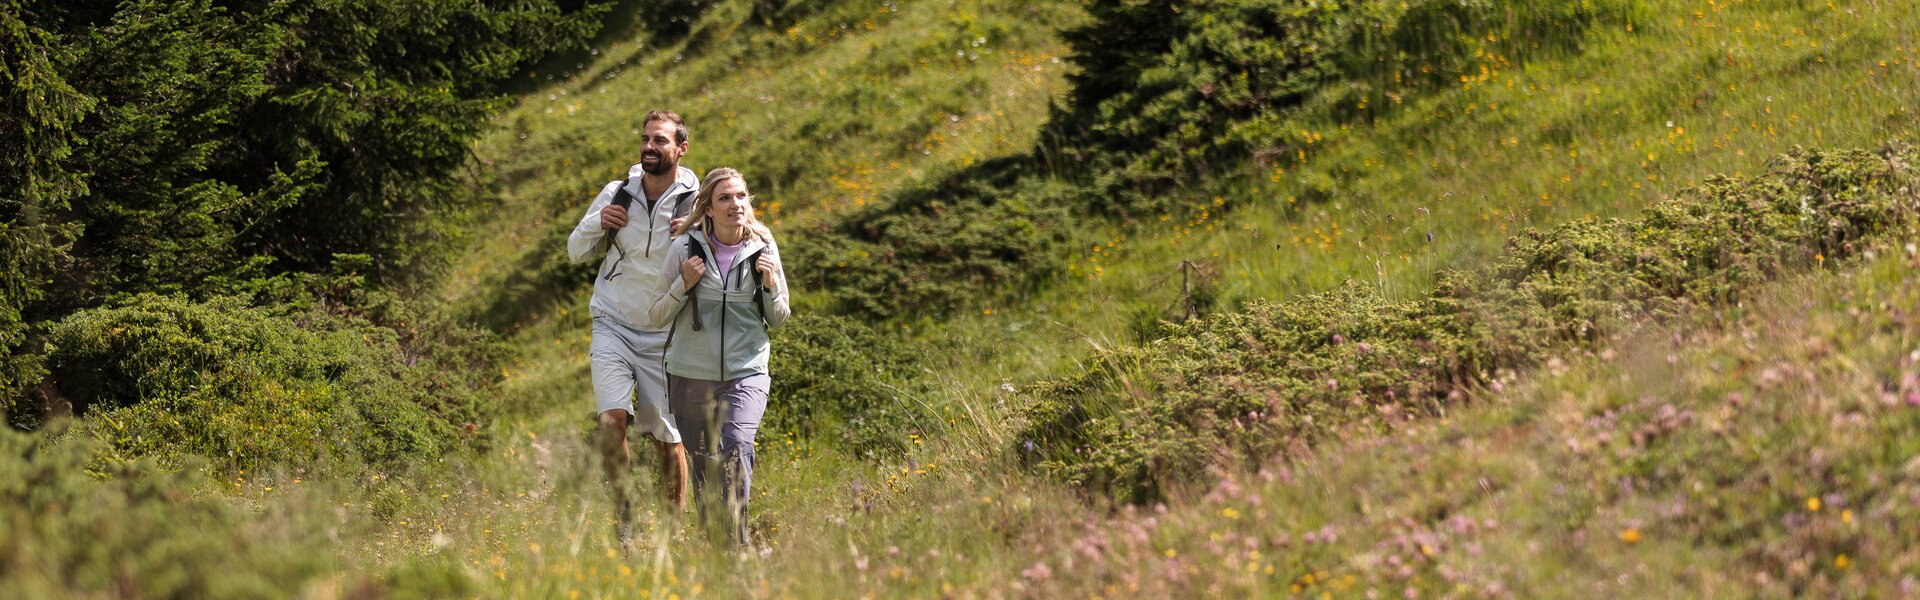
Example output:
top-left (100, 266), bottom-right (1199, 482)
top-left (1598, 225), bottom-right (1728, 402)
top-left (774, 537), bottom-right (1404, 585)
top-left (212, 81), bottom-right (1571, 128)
top-left (567, 164), bottom-right (699, 331)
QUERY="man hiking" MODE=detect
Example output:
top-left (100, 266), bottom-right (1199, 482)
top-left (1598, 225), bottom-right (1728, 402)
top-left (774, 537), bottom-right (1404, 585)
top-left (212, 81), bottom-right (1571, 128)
top-left (566, 110), bottom-right (696, 547)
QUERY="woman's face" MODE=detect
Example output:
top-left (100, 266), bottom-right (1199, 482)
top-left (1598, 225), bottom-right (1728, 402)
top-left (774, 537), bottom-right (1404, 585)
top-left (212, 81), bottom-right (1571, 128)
top-left (708, 177), bottom-right (752, 230)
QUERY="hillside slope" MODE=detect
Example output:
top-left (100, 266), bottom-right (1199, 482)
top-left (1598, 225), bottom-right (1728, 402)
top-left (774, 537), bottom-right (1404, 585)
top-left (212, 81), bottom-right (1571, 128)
top-left (9, 0), bottom-right (1920, 597)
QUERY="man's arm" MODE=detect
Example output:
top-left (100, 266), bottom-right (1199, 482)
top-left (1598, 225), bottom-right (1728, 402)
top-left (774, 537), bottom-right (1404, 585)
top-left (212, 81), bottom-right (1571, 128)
top-left (567, 181), bottom-right (624, 263)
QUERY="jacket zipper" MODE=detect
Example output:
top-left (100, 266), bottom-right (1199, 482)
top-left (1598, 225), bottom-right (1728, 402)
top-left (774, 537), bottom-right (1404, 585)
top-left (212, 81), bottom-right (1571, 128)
top-left (643, 183), bottom-right (682, 258)
top-left (644, 185), bottom-right (659, 257)
top-left (718, 249), bottom-right (729, 382)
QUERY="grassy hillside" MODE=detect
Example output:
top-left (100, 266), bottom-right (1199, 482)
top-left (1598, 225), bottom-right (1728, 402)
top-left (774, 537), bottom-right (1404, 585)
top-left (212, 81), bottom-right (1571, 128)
top-left (942, 0), bottom-right (1920, 391)
top-left (408, 0), bottom-right (1920, 596)
top-left (1001, 243), bottom-right (1920, 598)
top-left (10, 0), bottom-right (1920, 597)
top-left (443, 0), bottom-right (1077, 328)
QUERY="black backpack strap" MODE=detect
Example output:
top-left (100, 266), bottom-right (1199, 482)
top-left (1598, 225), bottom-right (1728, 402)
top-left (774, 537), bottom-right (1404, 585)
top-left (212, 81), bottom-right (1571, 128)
top-left (609, 176), bottom-right (638, 210)
top-left (743, 248), bottom-right (768, 325)
top-left (669, 188), bottom-right (696, 220)
top-left (597, 177), bottom-right (639, 281)
top-left (685, 235), bottom-right (707, 331)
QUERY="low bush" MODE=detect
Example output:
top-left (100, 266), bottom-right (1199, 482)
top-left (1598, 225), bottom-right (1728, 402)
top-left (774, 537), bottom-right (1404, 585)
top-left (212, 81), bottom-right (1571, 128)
top-left (792, 160), bottom-right (1076, 320)
top-left (771, 313), bottom-right (937, 459)
top-left (0, 429), bottom-right (327, 598)
top-left (1021, 145), bottom-right (1920, 502)
top-left (29, 286), bottom-right (503, 473)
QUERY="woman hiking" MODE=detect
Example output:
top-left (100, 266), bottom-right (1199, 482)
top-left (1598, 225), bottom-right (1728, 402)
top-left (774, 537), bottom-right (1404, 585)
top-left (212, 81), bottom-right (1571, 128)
top-left (645, 167), bottom-right (790, 546)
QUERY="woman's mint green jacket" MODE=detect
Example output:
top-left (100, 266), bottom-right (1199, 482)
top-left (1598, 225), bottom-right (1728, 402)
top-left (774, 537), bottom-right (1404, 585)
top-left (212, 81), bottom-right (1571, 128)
top-left (644, 229), bottom-right (791, 381)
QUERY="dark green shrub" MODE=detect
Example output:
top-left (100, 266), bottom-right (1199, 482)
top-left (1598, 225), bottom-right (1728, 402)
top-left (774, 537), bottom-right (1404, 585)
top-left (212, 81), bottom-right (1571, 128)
top-left (770, 313), bottom-right (936, 459)
top-left (790, 160), bottom-right (1076, 320)
top-left (1022, 145), bottom-right (1920, 503)
top-left (0, 429), bottom-right (329, 598)
top-left (382, 557), bottom-right (477, 600)
top-left (33, 292), bottom-right (500, 472)
top-left (1024, 283), bottom-right (1475, 503)
top-left (1048, 0), bottom-right (1634, 217)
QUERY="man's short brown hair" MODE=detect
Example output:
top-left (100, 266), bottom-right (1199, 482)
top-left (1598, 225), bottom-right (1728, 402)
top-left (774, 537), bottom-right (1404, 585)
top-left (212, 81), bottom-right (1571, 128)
top-left (643, 110), bottom-right (688, 145)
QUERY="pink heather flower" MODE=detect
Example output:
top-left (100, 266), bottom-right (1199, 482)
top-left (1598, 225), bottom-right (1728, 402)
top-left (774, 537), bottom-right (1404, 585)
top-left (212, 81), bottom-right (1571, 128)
top-left (1021, 561), bottom-right (1053, 581)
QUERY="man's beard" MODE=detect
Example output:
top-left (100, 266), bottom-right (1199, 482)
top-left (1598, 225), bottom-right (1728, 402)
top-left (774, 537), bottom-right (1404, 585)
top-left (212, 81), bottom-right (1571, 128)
top-left (641, 151), bottom-right (673, 176)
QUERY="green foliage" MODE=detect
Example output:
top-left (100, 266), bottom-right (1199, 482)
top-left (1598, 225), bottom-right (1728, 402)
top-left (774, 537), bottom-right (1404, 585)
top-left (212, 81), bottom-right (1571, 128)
top-left (0, 0), bottom-right (604, 404)
top-left (457, 0), bottom-right (1076, 328)
top-left (234, 0), bottom-right (609, 279)
top-left (1050, 0), bottom-right (1634, 216)
top-left (31, 290), bottom-right (502, 472)
top-left (771, 313), bottom-right (936, 459)
top-left (2, 0), bottom-right (600, 454)
top-left (1022, 145), bottom-right (1920, 502)
top-left (0, 429), bottom-right (328, 598)
top-left (0, 2), bottom-right (90, 406)
top-left (793, 160), bottom-right (1077, 320)
top-left (1023, 283), bottom-right (1475, 503)
top-left (467, 200), bottom-right (601, 331)
top-left (53, 0), bottom-right (291, 300)
top-left (382, 558), bottom-right (478, 600)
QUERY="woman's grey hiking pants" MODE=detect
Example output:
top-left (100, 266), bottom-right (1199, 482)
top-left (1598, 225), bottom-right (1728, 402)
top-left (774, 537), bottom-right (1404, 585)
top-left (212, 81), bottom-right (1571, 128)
top-left (668, 373), bottom-right (768, 545)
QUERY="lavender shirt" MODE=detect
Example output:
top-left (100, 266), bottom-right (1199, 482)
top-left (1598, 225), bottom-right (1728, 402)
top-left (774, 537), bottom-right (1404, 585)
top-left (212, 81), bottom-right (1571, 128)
top-left (712, 235), bottom-right (746, 284)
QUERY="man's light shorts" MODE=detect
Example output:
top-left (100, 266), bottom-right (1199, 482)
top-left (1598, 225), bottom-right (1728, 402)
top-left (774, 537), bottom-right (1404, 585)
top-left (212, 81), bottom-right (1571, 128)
top-left (590, 316), bottom-right (681, 444)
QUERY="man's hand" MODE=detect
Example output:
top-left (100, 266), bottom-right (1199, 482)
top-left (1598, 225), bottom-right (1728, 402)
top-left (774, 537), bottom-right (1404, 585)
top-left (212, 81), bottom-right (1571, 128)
top-left (600, 204), bottom-right (628, 230)
top-left (668, 217), bottom-right (686, 230)
top-left (680, 257), bottom-right (706, 292)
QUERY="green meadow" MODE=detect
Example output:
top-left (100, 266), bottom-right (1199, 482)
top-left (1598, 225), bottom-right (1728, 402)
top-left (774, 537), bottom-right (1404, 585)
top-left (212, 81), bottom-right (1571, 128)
top-left (5, 0), bottom-right (1919, 597)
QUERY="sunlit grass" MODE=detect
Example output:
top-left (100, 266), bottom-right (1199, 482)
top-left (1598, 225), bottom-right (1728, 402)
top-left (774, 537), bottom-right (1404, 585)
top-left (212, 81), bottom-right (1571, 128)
top-left (915, 0), bottom-right (1920, 407)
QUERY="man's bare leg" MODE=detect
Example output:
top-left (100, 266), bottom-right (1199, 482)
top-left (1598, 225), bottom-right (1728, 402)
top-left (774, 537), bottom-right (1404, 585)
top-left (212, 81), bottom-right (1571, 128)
top-left (598, 410), bottom-right (633, 547)
top-left (654, 438), bottom-right (690, 513)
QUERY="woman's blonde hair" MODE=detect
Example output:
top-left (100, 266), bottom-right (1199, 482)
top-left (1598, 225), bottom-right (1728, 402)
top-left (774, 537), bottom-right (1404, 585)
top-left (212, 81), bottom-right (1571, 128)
top-left (672, 167), bottom-right (773, 244)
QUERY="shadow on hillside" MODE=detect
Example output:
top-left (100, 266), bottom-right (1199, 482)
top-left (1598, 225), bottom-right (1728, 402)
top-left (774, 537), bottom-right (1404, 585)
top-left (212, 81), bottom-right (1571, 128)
top-left (499, 0), bottom-right (654, 98)
top-left (469, 232), bottom-right (596, 333)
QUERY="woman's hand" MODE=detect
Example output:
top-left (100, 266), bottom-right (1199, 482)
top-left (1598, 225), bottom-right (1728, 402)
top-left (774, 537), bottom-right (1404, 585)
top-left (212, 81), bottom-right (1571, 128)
top-left (754, 253), bottom-right (781, 290)
top-left (680, 256), bottom-right (706, 292)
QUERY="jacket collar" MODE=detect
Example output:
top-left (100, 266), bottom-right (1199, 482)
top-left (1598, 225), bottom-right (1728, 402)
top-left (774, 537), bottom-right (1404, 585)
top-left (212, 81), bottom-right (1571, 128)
top-left (690, 229), bottom-right (766, 269)
top-left (624, 164), bottom-right (698, 202)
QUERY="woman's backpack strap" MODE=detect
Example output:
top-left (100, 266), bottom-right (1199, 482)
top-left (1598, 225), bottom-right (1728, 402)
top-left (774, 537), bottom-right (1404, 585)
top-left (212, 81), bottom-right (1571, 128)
top-left (743, 248), bottom-right (768, 325)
